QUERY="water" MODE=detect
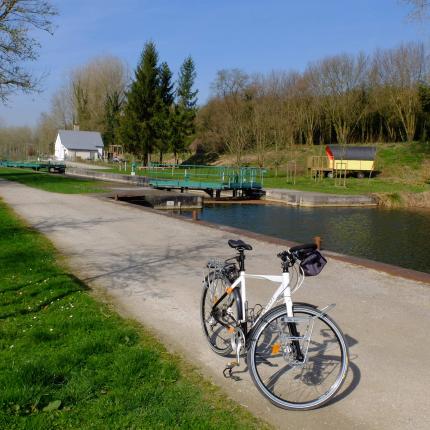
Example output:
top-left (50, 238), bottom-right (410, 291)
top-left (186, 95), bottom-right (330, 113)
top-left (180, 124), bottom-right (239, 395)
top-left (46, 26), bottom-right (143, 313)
top-left (193, 204), bottom-right (430, 274)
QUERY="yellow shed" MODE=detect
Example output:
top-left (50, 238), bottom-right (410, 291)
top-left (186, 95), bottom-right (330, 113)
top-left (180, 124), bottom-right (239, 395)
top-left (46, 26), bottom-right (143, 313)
top-left (326, 145), bottom-right (376, 177)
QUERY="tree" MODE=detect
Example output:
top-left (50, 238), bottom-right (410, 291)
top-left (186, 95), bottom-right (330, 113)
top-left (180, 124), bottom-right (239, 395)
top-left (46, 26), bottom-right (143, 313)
top-left (0, 0), bottom-right (57, 103)
top-left (210, 69), bottom-right (250, 165)
top-left (0, 125), bottom-right (35, 159)
top-left (373, 43), bottom-right (426, 142)
top-left (172, 56), bottom-right (198, 163)
top-left (73, 80), bottom-right (90, 129)
top-left (70, 56), bottom-right (128, 132)
top-left (402, 0), bottom-right (430, 20)
top-left (307, 53), bottom-right (369, 144)
top-left (103, 90), bottom-right (124, 149)
top-left (154, 62), bottom-right (174, 163)
top-left (120, 42), bottom-right (160, 164)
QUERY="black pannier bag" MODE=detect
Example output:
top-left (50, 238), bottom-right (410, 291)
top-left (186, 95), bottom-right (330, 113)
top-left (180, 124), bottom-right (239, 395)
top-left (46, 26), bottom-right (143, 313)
top-left (300, 250), bottom-right (327, 276)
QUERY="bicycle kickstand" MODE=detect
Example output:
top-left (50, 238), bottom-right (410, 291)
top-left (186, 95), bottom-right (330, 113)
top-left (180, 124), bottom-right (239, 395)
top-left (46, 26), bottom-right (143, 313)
top-left (223, 335), bottom-right (242, 380)
top-left (223, 360), bottom-right (239, 379)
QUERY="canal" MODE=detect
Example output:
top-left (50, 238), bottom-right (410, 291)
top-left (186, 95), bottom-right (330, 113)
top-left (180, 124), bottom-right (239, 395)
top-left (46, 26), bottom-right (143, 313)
top-left (191, 204), bottom-right (430, 274)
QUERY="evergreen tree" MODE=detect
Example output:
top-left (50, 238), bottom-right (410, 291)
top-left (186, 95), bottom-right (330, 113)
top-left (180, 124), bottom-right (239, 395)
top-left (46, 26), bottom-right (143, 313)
top-left (120, 41), bottom-right (160, 164)
top-left (172, 56), bottom-right (198, 164)
top-left (103, 91), bottom-right (123, 150)
top-left (154, 62), bottom-right (174, 163)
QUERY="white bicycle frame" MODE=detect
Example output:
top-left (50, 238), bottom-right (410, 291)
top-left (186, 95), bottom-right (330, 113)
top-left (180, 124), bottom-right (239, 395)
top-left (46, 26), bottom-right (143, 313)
top-left (228, 270), bottom-right (294, 329)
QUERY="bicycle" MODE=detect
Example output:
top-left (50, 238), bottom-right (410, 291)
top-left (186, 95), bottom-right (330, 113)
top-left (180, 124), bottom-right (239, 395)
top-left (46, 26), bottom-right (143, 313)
top-left (200, 239), bottom-right (349, 410)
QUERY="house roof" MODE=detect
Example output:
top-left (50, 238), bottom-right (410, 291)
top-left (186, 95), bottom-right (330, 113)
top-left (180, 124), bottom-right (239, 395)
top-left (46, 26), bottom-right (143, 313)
top-left (58, 130), bottom-right (103, 151)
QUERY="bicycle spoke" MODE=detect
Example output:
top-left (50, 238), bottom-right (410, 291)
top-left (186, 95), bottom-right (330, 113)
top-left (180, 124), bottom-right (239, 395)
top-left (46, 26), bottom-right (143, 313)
top-left (249, 306), bottom-right (348, 409)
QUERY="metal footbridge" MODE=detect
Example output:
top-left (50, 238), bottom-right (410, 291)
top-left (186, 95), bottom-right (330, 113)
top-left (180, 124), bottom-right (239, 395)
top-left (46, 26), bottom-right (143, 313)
top-left (145, 163), bottom-right (265, 198)
top-left (0, 160), bottom-right (66, 173)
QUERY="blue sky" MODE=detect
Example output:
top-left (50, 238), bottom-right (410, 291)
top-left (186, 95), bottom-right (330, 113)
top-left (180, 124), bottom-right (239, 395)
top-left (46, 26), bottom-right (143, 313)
top-left (0, 0), bottom-right (426, 127)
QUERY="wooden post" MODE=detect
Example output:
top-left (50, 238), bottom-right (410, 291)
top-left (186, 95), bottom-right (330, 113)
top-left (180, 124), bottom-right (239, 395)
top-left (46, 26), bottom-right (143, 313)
top-left (192, 210), bottom-right (198, 221)
top-left (314, 236), bottom-right (322, 250)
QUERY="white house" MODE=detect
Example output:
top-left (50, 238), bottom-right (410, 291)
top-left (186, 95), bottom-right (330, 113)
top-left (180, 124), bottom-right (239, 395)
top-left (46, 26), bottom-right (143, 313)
top-left (54, 130), bottom-right (104, 161)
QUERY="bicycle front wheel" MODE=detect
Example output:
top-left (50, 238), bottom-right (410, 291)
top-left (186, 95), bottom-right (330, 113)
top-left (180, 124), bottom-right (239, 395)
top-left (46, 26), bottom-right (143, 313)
top-left (200, 271), bottom-right (240, 356)
top-left (248, 304), bottom-right (349, 410)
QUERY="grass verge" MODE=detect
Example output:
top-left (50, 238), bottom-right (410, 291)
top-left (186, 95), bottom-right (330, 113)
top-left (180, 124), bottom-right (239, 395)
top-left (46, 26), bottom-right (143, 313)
top-left (0, 200), bottom-right (269, 429)
top-left (0, 168), bottom-right (108, 194)
top-left (262, 175), bottom-right (430, 195)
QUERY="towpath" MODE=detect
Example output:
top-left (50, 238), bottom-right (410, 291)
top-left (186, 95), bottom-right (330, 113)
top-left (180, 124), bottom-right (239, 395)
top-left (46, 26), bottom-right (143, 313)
top-left (1, 180), bottom-right (429, 430)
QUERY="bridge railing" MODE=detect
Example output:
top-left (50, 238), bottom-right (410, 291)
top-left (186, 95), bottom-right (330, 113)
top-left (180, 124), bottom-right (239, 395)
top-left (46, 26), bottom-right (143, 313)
top-left (144, 163), bottom-right (265, 188)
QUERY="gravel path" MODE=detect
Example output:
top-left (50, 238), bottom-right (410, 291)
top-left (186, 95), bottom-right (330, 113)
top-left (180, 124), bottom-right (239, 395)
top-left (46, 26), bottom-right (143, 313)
top-left (1, 179), bottom-right (429, 430)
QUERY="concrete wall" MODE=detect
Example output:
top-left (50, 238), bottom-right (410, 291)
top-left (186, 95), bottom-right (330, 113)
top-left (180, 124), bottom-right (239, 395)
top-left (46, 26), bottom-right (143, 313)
top-left (66, 167), bottom-right (150, 186)
top-left (264, 189), bottom-right (377, 207)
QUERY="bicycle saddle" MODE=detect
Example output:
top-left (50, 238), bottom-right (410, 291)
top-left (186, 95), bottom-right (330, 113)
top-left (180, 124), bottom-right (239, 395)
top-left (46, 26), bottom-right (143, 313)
top-left (228, 239), bottom-right (253, 251)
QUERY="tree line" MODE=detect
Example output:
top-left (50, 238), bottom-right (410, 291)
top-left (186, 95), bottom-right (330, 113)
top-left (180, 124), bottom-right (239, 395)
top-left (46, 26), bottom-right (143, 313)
top-left (0, 42), bottom-right (198, 163)
top-left (197, 42), bottom-right (430, 166)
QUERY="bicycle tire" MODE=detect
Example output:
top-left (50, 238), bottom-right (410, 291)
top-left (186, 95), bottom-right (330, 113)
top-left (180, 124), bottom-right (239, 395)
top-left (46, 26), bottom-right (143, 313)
top-left (247, 304), bottom-right (349, 410)
top-left (200, 271), bottom-right (241, 356)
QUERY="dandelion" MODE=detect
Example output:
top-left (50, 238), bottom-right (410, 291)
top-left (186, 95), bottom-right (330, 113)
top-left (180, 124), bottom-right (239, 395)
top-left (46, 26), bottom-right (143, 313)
top-left (69, 315), bottom-right (73, 318)
top-left (49, 328), bottom-right (53, 332)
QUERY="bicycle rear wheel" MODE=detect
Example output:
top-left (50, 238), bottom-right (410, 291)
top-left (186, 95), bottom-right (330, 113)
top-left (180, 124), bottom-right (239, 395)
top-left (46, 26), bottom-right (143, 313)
top-left (200, 271), bottom-right (240, 356)
top-left (248, 304), bottom-right (349, 410)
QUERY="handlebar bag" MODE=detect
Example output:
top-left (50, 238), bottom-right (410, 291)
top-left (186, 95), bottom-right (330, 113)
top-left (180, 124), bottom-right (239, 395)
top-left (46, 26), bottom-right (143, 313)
top-left (300, 250), bottom-right (327, 276)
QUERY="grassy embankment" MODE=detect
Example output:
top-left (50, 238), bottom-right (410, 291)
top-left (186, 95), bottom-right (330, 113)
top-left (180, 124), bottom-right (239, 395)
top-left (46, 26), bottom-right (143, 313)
top-left (5, 143), bottom-right (428, 203)
top-left (0, 168), bottom-right (108, 194)
top-left (0, 200), bottom-right (268, 429)
top-left (244, 142), bottom-right (430, 197)
top-left (103, 143), bottom-right (430, 197)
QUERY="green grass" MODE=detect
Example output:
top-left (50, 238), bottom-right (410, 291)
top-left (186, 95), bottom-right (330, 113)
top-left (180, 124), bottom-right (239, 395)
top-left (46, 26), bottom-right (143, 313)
top-left (262, 142), bottom-right (430, 195)
top-left (375, 142), bottom-right (430, 177)
top-left (0, 200), bottom-right (268, 429)
top-left (0, 168), bottom-right (108, 194)
top-left (263, 174), bottom-right (430, 195)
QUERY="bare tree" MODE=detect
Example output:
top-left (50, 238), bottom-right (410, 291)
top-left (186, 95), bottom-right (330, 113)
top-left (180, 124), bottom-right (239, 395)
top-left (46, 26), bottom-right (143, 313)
top-left (373, 42), bottom-right (426, 142)
top-left (307, 53), bottom-right (369, 144)
top-left (249, 85), bottom-right (272, 167)
top-left (70, 55), bottom-right (128, 131)
top-left (196, 42), bottom-right (430, 157)
top-left (0, 125), bottom-right (35, 159)
top-left (0, 0), bottom-right (57, 103)
top-left (211, 69), bottom-right (251, 165)
top-left (292, 72), bottom-right (320, 145)
top-left (402, 0), bottom-right (430, 20)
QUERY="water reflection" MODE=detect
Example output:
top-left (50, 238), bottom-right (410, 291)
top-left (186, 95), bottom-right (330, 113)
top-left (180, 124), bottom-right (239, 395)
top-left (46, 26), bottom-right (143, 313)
top-left (194, 204), bottom-right (430, 273)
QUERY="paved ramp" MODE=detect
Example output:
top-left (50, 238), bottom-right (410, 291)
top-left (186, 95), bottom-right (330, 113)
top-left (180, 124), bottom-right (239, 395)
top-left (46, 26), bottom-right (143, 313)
top-left (1, 180), bottom-right (429, 430)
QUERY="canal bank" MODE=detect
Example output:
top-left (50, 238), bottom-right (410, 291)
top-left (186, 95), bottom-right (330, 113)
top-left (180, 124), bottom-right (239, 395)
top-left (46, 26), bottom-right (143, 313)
top-left (63, 167), bottom-right (430, 272)
top-left (66, 167), bottom-right (379, 207)
top-left (264, 188), bottom-right (377, 207)
top-left (0, 179), bottom-right (429, 430)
